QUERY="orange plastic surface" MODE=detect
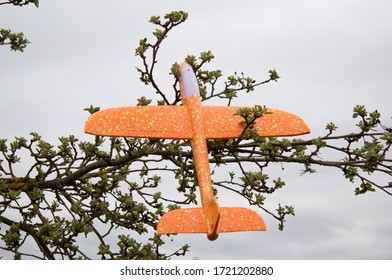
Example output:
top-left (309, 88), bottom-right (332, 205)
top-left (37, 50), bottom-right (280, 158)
top-left (84, 106), bottom-right (310, 139)
top-left (183, 94), bottom-right (220, 240)
top-left (203, 106), bottom-right (310, 138)
top-left (157, 207), bottom-right (266, 235)
top-left (84, 61), bottom-right (310, 241)
top-left (84, 106), bottom-right (192, 139)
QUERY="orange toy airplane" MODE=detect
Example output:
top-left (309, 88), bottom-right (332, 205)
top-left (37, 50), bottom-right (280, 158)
top-left (84, 62), bottom-right (310, 240)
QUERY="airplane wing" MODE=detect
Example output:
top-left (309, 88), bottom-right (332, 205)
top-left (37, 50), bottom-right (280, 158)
top-left (84, 106), bottom-right (310, 139)
top-left (203, 106), bottom-right (310, 139)
top-left (84, 106), bottom-right (193, 139)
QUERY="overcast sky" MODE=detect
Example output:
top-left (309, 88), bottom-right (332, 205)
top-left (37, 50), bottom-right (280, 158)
top-left (1, 0), bottom-right (392, 260)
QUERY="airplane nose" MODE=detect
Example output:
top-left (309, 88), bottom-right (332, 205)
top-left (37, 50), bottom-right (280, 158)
top-left (179, 62), bottom-right (200, 98)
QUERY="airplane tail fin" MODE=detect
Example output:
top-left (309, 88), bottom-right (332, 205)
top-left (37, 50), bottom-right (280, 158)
top-left (157, 207), bottom-right (266, 240)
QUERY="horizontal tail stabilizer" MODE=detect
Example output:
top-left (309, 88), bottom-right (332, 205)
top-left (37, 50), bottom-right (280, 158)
top-left (157, 208), bottom-right (207, 234)
top-left (157, 207), bottom-right (266, 236)
top-left (218, 207), bottom-right (266, 232)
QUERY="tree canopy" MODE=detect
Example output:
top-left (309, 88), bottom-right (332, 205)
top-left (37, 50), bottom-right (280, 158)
top-left (1, 10), bottom-right (391, 260)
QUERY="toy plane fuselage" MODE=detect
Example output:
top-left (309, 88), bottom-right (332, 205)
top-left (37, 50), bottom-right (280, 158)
top-left (84, 62), bottom-right (310, 241)
top-left (179, 63), bottom-right (221, 240)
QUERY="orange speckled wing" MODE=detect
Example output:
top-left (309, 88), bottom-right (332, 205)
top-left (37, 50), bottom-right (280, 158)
top-left (84, 106), bottom-right (310, 140)
top-left (84, 106), bottom-right (193, 139)
top-left (202, 106), bottom-right (310, 139)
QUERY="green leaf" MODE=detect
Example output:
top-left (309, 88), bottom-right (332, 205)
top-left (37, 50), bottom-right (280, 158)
top-left (163, 11), bottom-right (189, 24)
top-left (325, 122), bottom-right (338, 134)
top-left (6, 189), bottom-right (22, 200)
top-left (135, 38), bottom-right (149, 56)
top-left (98, 244), bottom-right (111, 256)
top-left (199, 50), bottom-right (214, 63)
top-left (153, 28), bottom-right (165, 40)
top-left (0, 139), bottom-right (7, 152)
top-left (355, 182), bottom-right (376, 195)
top-left (137, 96), bottom-right (152, 106)
top-left (0, 29), bottom-right (30, 52)
top-left (273, 178), bottom-right (286, 189)
top-left (149, 15), bottom-right (161, 24)
top-left (170, 62), bottom-right (180, 78)
top-left (2, 224), bottom-right (21, 248)
top-left (311, 137), bottom-right (327, 148)
top-left (255, 194), bottom-right (266, 206)
top-left (185, 55), bottom-right (197, 67)
top-left (84, 105), bottom-right (100, 114)
top-left (353, 105), bottom-right (367, 118)
top-left (268, 69), bottom-right (280, 81)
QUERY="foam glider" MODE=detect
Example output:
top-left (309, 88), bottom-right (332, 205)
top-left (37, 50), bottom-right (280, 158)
top-left (84, 62), bottom-right (310, 241)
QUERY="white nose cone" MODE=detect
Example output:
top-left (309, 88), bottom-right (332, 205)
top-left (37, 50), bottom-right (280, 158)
top-left (180, 62), bottom-right (200, 98)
